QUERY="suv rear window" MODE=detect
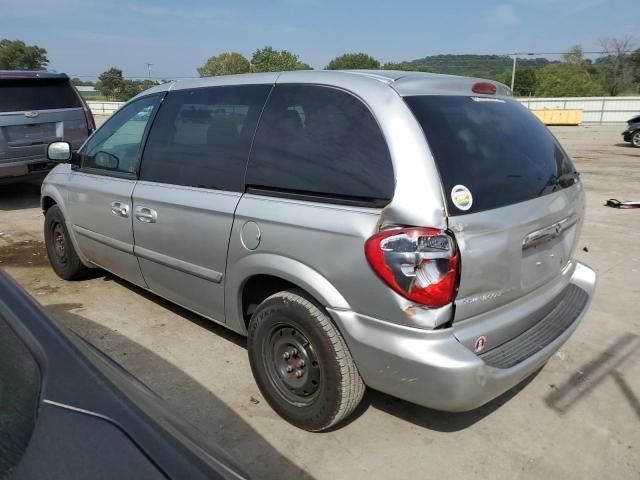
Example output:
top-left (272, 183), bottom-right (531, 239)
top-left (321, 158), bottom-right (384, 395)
top-left (0, 78), bottom-right (82, 112)
top-left (246, 84), bottom-right (394, 206)
top-left (405, 95), bottom-right (577, 215)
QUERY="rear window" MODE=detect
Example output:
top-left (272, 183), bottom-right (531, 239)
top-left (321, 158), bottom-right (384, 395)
top-left (0, 78), bottom-right (81, 112)
top-left (405, 95), bottom-right (577, 215)
top-left (246, 84), bottom-right (394, 206)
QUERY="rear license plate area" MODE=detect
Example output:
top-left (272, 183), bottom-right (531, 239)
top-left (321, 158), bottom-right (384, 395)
top-left (6, 123), bottom-right (57, 144)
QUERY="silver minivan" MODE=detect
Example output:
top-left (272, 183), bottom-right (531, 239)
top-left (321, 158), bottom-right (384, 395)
top-left (1, 71), bottom-right (94, 184)
top-left (41, 71), bottom-right (596, 431)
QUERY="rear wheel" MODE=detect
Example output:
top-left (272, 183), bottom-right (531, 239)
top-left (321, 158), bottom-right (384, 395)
top-left (247, 289), bottom-right (365, 431)
top-left (631, 130), bottom-right (640, 148)
top-left (44, 205), bottom-right (91, 280)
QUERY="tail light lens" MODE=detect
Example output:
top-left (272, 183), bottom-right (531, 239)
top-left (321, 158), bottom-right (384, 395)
top-left (365, 227), bottom-right (459, 307)
top-left (79, 95), bottom-right (96, 133)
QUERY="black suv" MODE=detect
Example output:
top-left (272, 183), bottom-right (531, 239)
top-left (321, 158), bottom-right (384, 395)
top-left (622, 115), bottom-right (640, 148)
top-left (0, 71), bottom-right (94, 184)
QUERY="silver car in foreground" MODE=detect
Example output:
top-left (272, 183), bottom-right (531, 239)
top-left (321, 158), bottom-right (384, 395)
top-left (41, 70), bottom-right (596, 431)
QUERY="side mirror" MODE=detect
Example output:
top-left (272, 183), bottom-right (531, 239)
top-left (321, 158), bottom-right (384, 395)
top-left (94, 151), bottom-right (120, 170)
top-left (47, 142), bottom-right (72, 162)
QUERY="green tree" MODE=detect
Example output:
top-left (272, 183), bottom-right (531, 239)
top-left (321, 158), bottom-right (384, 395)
top-left (597, 37), bottom-right (635, 96)
top-left (326, 53), bottom-right (380, 70)
top-left (71, 77), bottom-right (95, 86)
top-left (496, 68), bottom-right (538, 96)
top-left (97, 67), bottom-right (125, 101)
top-left (631, 48), bottom-right (640, 92)
top-left (381, 62), bottom-right (432, 72)
top-left (535, 46), bottom-right (604, 97)
top-left (197, 52), bottom-right (251, 77)
top-left (115, 79), bottom-right (160, 102)
top-left (250, 46), bottom-right (310, 73)
top-left (0, 39), bottom-right (48, 70)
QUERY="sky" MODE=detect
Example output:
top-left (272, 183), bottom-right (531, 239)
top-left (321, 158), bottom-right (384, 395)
top-left (0, 0), bottom-right (637, 80)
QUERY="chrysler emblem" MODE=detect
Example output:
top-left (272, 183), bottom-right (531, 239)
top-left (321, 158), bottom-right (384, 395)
top-left (24, 111), bottom-right (39, 118)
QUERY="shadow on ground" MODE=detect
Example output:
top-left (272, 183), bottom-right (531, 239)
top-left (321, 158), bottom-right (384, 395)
top-left (0, 182), bottom-right (41, 211)
top-left (546, 333), bottom-right (640, 420)
top-left (45, 302), bottom-right (313, 480)
top-left (342, 369), bottom-right (540, 433)
top-left (75, 274), bottom-right (537, 435)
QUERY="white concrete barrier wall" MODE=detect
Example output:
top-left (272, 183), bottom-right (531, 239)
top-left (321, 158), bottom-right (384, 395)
top-left (88, 96), bottom-right (640, 124)
top-left (87, 101), bottom-right (123, 115)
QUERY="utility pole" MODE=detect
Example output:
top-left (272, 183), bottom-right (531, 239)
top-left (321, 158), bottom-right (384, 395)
top-left (510, 52), bottom-right (517, 92)
top-left (145, 62), bottom-right (153, 79)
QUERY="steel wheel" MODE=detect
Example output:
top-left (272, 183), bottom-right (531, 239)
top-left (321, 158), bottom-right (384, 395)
top-left (52, 222), bottom-right (67, 262)
top-left (263, 324), bottom-right (321, 405)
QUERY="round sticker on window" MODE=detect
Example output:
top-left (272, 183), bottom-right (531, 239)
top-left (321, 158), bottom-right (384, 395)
top-left (451, 185), bottom-right (473, 211)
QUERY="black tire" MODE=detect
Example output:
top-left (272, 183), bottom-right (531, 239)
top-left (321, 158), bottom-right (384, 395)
top-left (247, 289), bottom-right (365, 431)
top-left (44, 205), bottom-right (91, 280)
top-left (631, 131), bottom-right (640, 148)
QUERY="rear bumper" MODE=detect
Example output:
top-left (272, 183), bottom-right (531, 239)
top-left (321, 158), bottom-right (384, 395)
top-left (328, 261), bottom-right (596, 412)
top-left (0, 157), bottom-right (56, 184)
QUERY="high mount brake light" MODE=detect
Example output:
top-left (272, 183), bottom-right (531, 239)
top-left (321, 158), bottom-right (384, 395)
top-left (365, 227), bottom-right (459, 308)
top-left (472, 82), bottom-right (497, 95)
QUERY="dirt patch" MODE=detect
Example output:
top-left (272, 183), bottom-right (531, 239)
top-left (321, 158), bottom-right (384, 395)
top-left (0, 239), bottom-right (49, 268)
top-left (32, 284), bottom-right (60, 295)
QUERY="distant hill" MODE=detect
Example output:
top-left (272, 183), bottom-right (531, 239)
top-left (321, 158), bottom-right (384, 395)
top-left (407, 54), bottom-right (554, 80)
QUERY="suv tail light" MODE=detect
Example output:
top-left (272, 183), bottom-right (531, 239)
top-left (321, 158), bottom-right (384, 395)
top-left (365, 227), bottom-right (459, 307)
top-left (79, 95), bottom-right (96, 133)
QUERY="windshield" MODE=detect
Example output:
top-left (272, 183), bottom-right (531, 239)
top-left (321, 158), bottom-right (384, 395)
top-left (405, 95), bottom-right (577, 215)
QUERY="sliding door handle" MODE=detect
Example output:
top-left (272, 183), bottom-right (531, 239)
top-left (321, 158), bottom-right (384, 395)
top-left (134, 206), bottom-right (157, 223)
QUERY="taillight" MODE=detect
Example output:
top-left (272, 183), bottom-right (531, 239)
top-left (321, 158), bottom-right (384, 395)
top-left (79, 95), bottom-right (96, 133)
top-left (365, 227), bottom-right (459, 308)
top-left (472, 82), bottom-right (497, 95)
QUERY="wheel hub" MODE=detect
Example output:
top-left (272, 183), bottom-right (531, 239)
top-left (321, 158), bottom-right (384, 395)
top-left (269, 327), bottom-right (320, 398)
top-left (53, 223), bottom-right (66, 259)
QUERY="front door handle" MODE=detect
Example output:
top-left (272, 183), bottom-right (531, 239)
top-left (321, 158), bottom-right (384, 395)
top-left (111, 202), bottom-right (130, 218)
top-left (134, 206), bottom-right (157, 224)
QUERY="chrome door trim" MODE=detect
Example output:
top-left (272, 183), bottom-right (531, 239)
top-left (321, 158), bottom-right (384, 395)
top-left (522, 213), bottom-right (578, 250)
top-left (134, 246), bottom-right (223, 283)
top-left (72, 225), bottom-right (134, 254)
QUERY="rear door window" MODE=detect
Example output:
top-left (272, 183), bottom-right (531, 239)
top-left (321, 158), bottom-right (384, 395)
top-left (0, 78), bottom-right (82, 111)
top-left (139, 85), bottom-right (271, 192)
top-left (246, 84), bottom-right (394, 206)
top-left (404, 96), bottom-right (577, 215)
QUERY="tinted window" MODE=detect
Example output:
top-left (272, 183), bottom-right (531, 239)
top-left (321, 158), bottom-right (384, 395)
top-left (0, 78), bottom-right (81, 111)
top-left (140, 85), bottom-right (271, 191)
top-left (405, 96), bottom-right (577, 215)
top-left (82, 95), bottom-right (160, 174)
top-left (246, 85), bottom-right (394, 205)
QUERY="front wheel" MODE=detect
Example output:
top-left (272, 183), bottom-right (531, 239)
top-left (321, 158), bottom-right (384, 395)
top-left (44, 205), bottom-right (92, 280)
top-left (247, 289), bottom-right (365, 431)
top-left (631, 130), bottom-right (640, 148)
